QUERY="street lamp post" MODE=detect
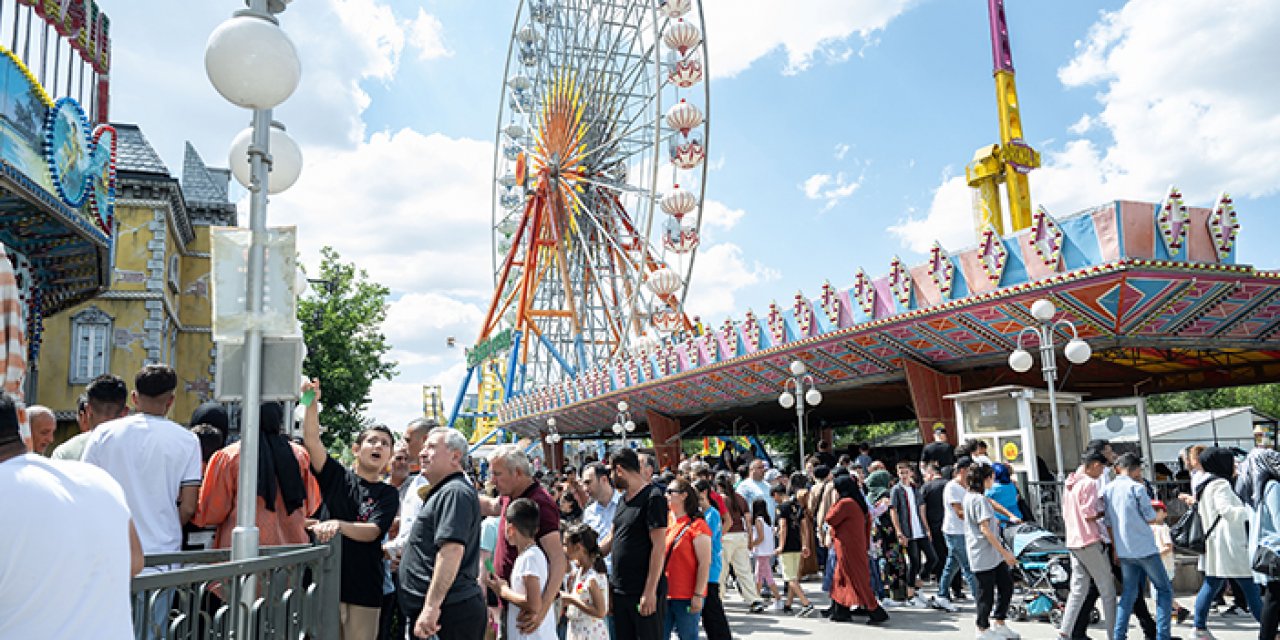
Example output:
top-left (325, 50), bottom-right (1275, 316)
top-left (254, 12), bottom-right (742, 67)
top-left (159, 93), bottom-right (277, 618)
top-left (778, 360), bottom-right (822, 467)
top-left (204, 0), bottom-right (302, 574)
top-left (1008, 299), bottom-right (1092, 481)
top-left (544, 417), bottom-right (562, 471)
top-left (611, 401), bottom-right (636, 449)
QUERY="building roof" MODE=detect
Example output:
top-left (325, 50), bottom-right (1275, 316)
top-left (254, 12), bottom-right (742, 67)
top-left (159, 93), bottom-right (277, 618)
top-left (113, 123), bottom-right (170, 176)
top-left (181, 142), bottom-right (232, 206)
top-left (1099, 406), bottom-right (1275, 441)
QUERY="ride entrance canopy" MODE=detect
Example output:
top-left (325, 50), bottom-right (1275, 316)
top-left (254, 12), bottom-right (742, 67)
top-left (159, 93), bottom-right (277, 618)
top-left (452, 0), bottom-right (711, 443)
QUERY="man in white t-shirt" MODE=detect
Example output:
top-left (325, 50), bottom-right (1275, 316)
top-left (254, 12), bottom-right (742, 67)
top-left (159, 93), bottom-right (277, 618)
top-left (0, 392), bottom-right (144, 639)
top-left (737, 459), bottom-right (775, 522)
top-left (84, 364), bottom-right (204, 560)
top-left (933, 457), bottom-right (980, 612)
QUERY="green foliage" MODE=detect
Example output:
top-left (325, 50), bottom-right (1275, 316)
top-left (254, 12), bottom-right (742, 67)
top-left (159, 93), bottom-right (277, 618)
top-left (1145, 382), bottom-right (1280, 418)
top-left (299, 247), bottom-right (398, 448)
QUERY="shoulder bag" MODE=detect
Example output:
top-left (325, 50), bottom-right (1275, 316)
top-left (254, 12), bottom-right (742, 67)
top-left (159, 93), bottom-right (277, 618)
top-left (1171, 479), bottom-right (1222, 555)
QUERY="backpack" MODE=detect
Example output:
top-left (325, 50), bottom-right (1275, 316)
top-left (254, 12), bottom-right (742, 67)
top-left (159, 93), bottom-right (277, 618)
top-left (1170, 478), bottom-right (1222, 555)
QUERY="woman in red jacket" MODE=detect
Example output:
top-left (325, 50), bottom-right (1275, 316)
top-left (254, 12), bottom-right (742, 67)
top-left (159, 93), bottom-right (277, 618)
top-left (825, 474), bottom-right (888, 625)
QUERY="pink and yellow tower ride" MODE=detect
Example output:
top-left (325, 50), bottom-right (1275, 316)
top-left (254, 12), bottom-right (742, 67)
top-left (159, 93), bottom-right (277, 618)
top-left (966, 0), bottom-right (1042, 237)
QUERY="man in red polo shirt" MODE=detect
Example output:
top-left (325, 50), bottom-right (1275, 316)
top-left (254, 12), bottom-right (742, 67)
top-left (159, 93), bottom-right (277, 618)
top-left (480, 445), bottom-right (566, 635)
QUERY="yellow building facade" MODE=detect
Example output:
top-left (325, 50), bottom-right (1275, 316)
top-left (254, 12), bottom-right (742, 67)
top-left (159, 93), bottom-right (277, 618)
top-left (35, 125), bottom-right (236, 431)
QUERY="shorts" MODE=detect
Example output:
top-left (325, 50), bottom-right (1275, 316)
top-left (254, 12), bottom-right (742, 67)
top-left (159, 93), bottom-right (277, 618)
top-left (780, 552), bottom-right (802, 582)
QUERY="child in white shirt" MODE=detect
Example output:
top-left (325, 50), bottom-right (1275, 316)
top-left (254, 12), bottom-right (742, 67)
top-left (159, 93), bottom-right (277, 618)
top-left (1150, 501), bottom-right (1190, 623)
top-left (485, 498), bottom-right (558, 640)
top-left (749, 498), bottom-right (780, 604)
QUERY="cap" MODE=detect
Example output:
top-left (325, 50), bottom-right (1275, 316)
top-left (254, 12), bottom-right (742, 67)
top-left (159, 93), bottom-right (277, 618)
top-left (1151, 500), bottom-right (1166, 510)
top-left (764, 469), bottom-right (780, 482)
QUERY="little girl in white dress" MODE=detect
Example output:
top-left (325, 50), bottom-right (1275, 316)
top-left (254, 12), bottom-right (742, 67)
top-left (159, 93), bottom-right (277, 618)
top-left (561, 523), bottom-right (610, 640)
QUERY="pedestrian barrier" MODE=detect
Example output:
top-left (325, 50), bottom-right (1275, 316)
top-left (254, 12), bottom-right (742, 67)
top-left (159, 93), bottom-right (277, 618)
top-left (1025, 480), bottom-right (1189, 537)
top-left (130, 538), bottom-right (341, 639)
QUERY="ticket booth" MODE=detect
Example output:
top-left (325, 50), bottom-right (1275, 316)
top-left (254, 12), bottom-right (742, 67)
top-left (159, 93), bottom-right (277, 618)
top-left (946, 386), bottom-right (1087, 482)
top-left (947, 385), bottom-right (1156, 482)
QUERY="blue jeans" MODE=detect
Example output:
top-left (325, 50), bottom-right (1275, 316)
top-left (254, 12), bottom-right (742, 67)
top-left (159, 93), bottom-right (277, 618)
top-left (938, 533), bottom-right (979, 600)
top-left (663, 599), bottom-right (700, 640)
top-left (1116, 554), bottom-right (1172, 640)
top-left (822, 547), bottom-right (837, 593)
top-left (1194, 576), bottom-right (1263, 629)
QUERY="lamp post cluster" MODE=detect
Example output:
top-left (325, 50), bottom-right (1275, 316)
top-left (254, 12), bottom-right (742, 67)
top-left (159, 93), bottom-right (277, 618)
top-left (544, 417), bottom-right (562, 469)
top-left (1007, 299), bottom-right (1091, 481)
top-left (204, 0), bottom-right (303, 570)
top-left (778, 359), bottom-right (822, 465)
top-left (612, 401), bottom-right (636, 448)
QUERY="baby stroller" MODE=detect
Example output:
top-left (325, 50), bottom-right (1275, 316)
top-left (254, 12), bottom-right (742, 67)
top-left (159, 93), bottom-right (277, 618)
top-left (1002, 522), bottom-right (1099, 627)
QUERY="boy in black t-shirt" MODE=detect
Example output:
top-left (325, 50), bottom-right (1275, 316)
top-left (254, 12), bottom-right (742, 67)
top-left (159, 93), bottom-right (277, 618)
top-left (301, 380), bottom-right (400, 640)
top-left (603, 448), bottom-right (668, 640)
top-left (772, 485), bottom-right (814, 616)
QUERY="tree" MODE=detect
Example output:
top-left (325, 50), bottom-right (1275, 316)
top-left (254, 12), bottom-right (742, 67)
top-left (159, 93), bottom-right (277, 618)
top-left (299, 246), bottom-right (397, 448)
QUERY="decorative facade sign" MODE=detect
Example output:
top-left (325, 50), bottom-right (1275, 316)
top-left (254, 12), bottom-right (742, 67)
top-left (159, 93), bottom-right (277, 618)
top-left (820, 281), bottom-right (841, 325)
top-left (888, 256), bottom-right (912, 307)
top-left (466, 328), bottom-right (514, 368)
top-left (1028, 206), bottom-right (1064, 269)
top-left (929, 242), bottom-right (955, 298)
top-left (793, 291), bottom-right (815, 336)
top-left (1208, 191), bottom-right (1239, 262)
top-left (977, 224), bottom-right (1008, 285)
top-left (853, 269), bottom-right (875, 315)
top-left (767, 301), bottom-right (787, 344)
top-left (1156, 185), bottom-right (1189, 254)
top-left (742, 309), bottom-right (760, 351)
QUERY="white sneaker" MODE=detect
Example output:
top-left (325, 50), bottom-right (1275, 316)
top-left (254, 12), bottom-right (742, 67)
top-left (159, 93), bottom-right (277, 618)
top-left (910, 595), bottom-right (931, 608)
top-left (882, 598), bottom-right (905, 608)
top-left (990, 625), bottom-right (1020, 639)
top-left (772, 600), bottom-right (784, 611)
top-left (932, 596), bottom-right (958, 613)
top-left (975, 630), bottom-right (1004, 640)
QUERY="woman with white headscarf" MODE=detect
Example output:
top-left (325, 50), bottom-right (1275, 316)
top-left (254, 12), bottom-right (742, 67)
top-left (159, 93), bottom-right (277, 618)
top-left (1192, 447), bottom-right (1262, 638)
top-left (1243, 448), bottom-right (1280, 639)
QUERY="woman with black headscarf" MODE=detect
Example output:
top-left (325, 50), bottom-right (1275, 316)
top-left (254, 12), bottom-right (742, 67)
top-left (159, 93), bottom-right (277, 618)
top-left (825, 475), bottom-right (888, 625)
top-left (1245, 448), bottom-right (1280, 638)
top-left (1191, 446), bottom-right (1262, 636)
top-left (194, 402), bottom-right (321, 548)
top-left (189, 401), bottom-right (230, 440)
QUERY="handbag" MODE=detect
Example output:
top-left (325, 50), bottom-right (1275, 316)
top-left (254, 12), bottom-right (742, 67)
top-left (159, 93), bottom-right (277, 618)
top-left (1171, 480), bottom-right (1221, 555)
top-left (1253, 534), bottom-right (1280, 579)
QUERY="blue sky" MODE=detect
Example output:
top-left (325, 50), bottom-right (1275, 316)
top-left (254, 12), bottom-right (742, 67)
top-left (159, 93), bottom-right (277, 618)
top-left (104, 0), bottom-right (1280, 427)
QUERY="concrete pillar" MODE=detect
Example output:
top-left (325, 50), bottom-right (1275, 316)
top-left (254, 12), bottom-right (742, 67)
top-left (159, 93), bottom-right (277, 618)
top-left (904, 360), bottom-right (962, 445)
top-left (648, 411), bottom-right (682, 471)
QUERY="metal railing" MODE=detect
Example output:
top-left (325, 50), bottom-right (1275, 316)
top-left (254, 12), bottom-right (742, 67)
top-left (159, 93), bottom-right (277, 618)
top-left (1023, 480), bottom-right (1191, 536)
top-left (130, 538), bottom-right (341, 639)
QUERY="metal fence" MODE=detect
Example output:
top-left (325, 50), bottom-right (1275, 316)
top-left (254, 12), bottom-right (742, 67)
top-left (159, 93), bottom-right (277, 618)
top-left (1024, 480), bottom-right (1190, 536)
top-left (130, 539), bottom-right (341, 640)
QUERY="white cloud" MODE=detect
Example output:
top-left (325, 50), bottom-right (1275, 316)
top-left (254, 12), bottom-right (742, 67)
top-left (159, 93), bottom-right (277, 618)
top-left (834, 143), bottom-right (851, 160)
top-left (700, 199), bottom-right (746, 232)
top-left (889, 0), bottom-right (1280, 255)
top-left (886, 175), bottom-right (976, 253)
top-left (702, 0), bottom-right (916, 78)
top-left (800, 172), bottom-right (862, 211)
top-left (684, 243), bottom-right (781, 321)
top-left (407, 8), bottom-right (452, 61)
top-left (1048, 0), bottom-right (1280, 203)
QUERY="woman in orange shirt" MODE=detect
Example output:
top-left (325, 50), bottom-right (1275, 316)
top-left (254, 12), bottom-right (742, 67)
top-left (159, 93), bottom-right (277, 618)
top-left (663, 478), bottom-right (712, 640)
top-left (193, 402), bottom-right (322, 549)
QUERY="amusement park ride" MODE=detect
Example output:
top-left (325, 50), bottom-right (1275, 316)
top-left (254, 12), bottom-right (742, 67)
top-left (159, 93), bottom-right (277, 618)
top-left (450, 0), bottom-right (710, 443)
top-left (453, 0), bottom-right (1280, 468)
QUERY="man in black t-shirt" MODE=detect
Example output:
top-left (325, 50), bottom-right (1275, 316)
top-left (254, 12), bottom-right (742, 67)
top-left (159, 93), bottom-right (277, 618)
top-left (301, 380), bottom-right (400, 640)
top-left (603, 448), bottom-right (668, 640)
top-left (920, 424), bottom-right (955, 470)
top-left (773, 485), bottom-right (814, 615)
top-left (919, 464), bottom-right (951, 585)
top-left (399, 427), bottom-right (485, 640)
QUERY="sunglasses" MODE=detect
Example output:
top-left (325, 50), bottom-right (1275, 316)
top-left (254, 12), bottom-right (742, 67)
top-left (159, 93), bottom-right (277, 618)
top-left (666, 488), bottom-right (685, 495)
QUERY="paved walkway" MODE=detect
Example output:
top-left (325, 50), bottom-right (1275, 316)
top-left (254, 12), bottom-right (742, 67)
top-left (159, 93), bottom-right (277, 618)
top-left (719, 581), bottom-right (1265, 639)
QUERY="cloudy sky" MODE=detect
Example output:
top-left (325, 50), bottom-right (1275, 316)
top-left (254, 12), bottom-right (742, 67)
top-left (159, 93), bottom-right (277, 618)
top-left (104, 0), bottom-right (1280, 429)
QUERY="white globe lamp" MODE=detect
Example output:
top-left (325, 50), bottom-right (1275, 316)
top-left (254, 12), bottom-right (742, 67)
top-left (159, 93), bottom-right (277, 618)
top-left (624, 420), bottom-right (636, 433)
top-left (805, 388), bottom-right (823, 407)
top-left (617, 400), bottom-right (628, 413)
top-left (1064, 338), bottom-right (1092, 365)
top-left (1008, 348), bottom-right (1034, 373)
top-left (205, 14), bottom-right (301, 110)
top-left (789, 360), bottom-right (806, 376)
top-left (778, 391), bottom-right (795, 410)
top-left (228, 123), bottom-right (303, 194)
top-left (1030, 299), bottom-right (1056, 323)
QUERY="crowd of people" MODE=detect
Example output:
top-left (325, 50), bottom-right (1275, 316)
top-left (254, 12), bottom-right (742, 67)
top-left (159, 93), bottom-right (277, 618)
top-left (7, 368), bottom-right (1280, 640)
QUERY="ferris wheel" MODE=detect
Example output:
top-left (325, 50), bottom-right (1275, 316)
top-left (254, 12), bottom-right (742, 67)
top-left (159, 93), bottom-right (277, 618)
top-left (454, 0), bottom-right (711, 435)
